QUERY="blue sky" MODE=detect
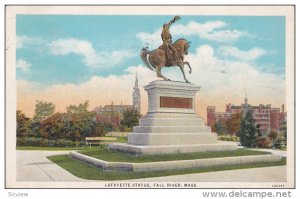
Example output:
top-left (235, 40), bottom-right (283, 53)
top-left (16, 15), bottom-right (286, 117)
top-left (16, 15), bottom-right (285, 85)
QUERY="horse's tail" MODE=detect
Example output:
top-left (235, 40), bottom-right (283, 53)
top-left (140, 48), bottom-right (155, 71)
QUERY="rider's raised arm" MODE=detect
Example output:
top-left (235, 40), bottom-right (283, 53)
top-left (166, 16), bottom-right (181, 29)
top-left (171, 16), bottom-right (181, 25)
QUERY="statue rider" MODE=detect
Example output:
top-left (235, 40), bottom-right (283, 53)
top-left (161, 16), bottom-right (181, 61)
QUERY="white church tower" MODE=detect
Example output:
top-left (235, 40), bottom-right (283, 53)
top-left (132, 72), bottom-right (141, 113)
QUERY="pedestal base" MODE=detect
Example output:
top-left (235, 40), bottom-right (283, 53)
top-left (70, 151), bottom-right (280, 172)
top-left (108, 141), bottom-right (238, 155)
top-left (108, 81), bottom-right (238, 155)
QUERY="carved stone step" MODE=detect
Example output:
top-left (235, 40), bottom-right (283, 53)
top-left (133, 126), bottom-right (211, 133)
top-left (140, 117), bottom-right (205, 126)
top-left (128, 132), bottom-right (217, 145)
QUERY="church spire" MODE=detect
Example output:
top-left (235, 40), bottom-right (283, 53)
top-left (133, 72), bottom-right (141, 113)
top-left (244, 92), bottom-right (248, 105)
top-left (135, 72), bottom-right (139, 88)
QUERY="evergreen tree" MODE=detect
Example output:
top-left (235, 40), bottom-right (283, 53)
top-left (213, 121), bottom-right (226, 136)
top-left (256, 124), bottom-right (262, 137)
top-left (240, 110), bottom-right (258, 147)
top-left (279, 119), bottom-right (287, 140)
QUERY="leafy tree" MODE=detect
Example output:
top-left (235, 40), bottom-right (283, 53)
top-left (16, 110), bottom-right (31, 137)
top-left (62, 101), bottom-right (95, 140)
top-left (66, 100), bottom-right (89, 114)
top-left (68, 111), bottom-right (95, 139)
top-left (225, 112), bottom-right (242, 137)
top-left (240, 110), bottom-right (259, 147)
top-left (39, 113), bottom-right (66, 140)
top-left (39, 111), bottom-right (96, 141)
top-left (32, 100), bottom-right (55, 138)
top-left (30, 120), bottom-right (42, 137)
top-left (34, 100), bottom-right (55, 122)
top-left (92, 121), bottom-right (112, 137)
top-left (120, 107), bottom-right (141, 130)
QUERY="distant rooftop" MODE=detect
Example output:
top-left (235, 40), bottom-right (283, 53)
top-left (93, 104), bottom-right (133, 113)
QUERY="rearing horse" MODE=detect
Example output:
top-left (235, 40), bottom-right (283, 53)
top-left (140, 38), bottom-right (192, 83)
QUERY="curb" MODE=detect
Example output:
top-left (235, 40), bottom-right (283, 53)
top-left (69, 151), bottom-right (281, 172)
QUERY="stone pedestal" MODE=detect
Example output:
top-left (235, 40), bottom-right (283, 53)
top-left (109, 80), bottom-right (237, 155)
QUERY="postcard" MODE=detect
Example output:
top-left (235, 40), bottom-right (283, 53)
top-left (5, 5), bottom-right (295, 189)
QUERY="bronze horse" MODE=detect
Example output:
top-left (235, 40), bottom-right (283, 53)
top-left (140, 38), bottom-right (192, 83)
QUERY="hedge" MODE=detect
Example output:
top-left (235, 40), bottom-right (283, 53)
top-left (16, 137), bottom-right (85, 147)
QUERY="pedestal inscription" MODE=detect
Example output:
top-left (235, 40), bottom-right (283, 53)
top-left (160, 96), bottom-right (192, 109)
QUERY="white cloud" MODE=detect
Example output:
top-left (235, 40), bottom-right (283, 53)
top-left (218, 46), bottom-right (267, 61)
top-left (136, 29), bottom-right (162, 49)
top-left (173, 21), bottom-right (247, 42)
top-left (16, 35), bottom-right (44, 49)
top-left (16, 35), bottom-right (29, 49)
top-left (17, 44), bottom-right (285, 121)
top-left (49, 38), bottom-right (135, 68)
top-left (16, 59), bottom-right (31, 71)
top-left (136, 20), bottom-right (247, 49)
top-left (185, 45), bottom-right (285, 113)
top-left (17, 65), bottom-right (157, 117)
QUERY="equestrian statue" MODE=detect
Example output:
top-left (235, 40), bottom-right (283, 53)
top-left (140, 16), bottom-right (192, 83)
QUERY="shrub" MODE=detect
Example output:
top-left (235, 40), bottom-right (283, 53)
top-left (77, 140), bottom-right (86, 147)
top-left (274, 137), bottom-right (286, 149)
top-left (48, 139), bottom-right (56, 147)
top-left (256, 137), bottom-right (272, 148)
top-left (53, 139), bottom-right (76, 147)
top-left (218, 136), bottom-right (240, 142)
top-left (16, 137), bottom-right (78, 147)
top-left (39, 138), bottom-right (48, 146)
top-left (16, 137), bottom-right (27, 146)
top-left (16, 137), bottom-right (48, 147)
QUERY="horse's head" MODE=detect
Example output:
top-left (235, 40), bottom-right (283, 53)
top-left (184, 41), bottom-right (191, 55)
top-left (174, 39), bottom-right (190, 55)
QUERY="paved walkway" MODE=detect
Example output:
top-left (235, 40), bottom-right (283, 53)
top-left (16, 149), bottom-right (287, 182)
top-left (16, 150), bottom-right (87, 182)
top-left (246, 148), bottom-right (287, 157)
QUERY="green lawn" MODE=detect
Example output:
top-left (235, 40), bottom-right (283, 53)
top-left (16, 146), bottom-right (81, 151)
top-left (47, 155), bottom-right (286, 181)
top-left (79, 148), bottom-right (271, 163)
top-left (110, 136), bottom-right (127, 143)
top-left (17, 145), bottom-right (107, 151)
top-left (16, 137), bottom-right (127, 151)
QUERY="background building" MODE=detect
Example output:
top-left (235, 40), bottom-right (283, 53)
top-left (92, 74), bottom-right (141, 127)
top-left (207, 97), bottom-right (286, 134)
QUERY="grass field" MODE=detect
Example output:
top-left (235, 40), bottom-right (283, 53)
top-left (79, 148), bottom-right (271, 163)
top-left (16, 137), bottom-right (127, 151)
top-left (16, 146), bottom-right (81, 151)
top-left (48, 154), bottom-right (286, 181)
